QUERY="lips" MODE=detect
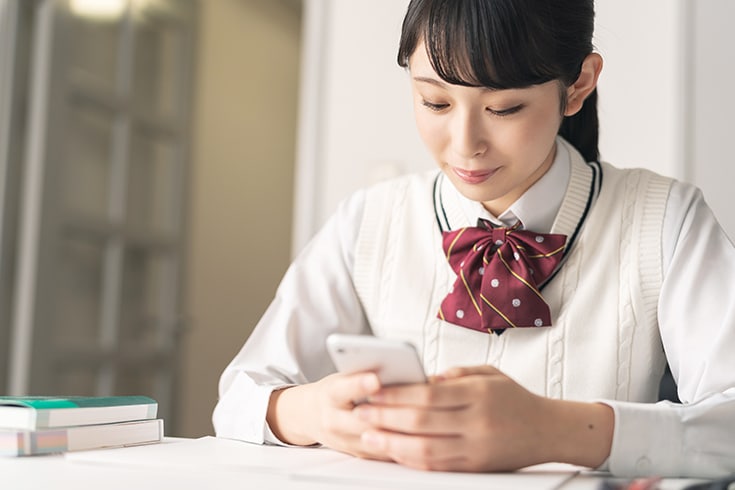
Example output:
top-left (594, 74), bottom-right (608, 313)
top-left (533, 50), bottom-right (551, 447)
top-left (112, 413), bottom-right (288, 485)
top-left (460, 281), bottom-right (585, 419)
top-left (452, 167), bottom-right (497, 184)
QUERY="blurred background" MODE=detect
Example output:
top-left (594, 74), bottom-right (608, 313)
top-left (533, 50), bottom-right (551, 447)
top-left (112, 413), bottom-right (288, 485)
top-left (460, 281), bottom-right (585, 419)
top-left (0, 0), bottom-right (732, 438)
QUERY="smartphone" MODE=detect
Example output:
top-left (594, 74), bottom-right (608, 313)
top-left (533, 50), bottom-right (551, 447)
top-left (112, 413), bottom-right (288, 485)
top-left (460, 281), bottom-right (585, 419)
top-left (326, 333), bottom-right (427, 386)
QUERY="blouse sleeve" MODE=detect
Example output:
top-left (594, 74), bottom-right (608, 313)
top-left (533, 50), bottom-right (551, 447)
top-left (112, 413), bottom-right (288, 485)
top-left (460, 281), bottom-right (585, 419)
top-left (605, 181), bottom-right (735, 477)
top-left (212, 190), bottom-right (370, 444)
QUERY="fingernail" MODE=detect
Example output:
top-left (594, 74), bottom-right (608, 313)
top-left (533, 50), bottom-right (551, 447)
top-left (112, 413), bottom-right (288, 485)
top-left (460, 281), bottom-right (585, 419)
top-left (361, 431), bottom-right (385, 450)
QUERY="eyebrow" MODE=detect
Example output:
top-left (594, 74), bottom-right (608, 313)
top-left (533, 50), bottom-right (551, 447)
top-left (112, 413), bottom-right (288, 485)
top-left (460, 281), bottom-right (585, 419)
top-left (413, 76), bottom-right (446, 87)
top-left (412, 76), bottom-right (497, 92)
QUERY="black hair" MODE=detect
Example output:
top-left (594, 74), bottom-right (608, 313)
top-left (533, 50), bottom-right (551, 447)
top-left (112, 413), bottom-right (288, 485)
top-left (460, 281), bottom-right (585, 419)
top-left (397, 0), bottom-right (599, 162)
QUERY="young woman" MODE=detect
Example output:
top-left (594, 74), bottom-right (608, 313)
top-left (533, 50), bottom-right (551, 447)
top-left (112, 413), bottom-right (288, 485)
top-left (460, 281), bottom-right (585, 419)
top-left (213, 0), bottom-right (735, 477)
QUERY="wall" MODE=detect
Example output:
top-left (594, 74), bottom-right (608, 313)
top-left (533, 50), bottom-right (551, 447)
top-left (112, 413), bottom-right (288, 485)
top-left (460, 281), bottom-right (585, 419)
top-left (688, 0), bottom-right (735, 239)
top-left (292, 0), bottom-right (431, 252)
top-left (178, 0), bottom-right (301, 437)
top-left (594, 1), bottom-right (685, 177)
top-left (597, 0), bottom-right (735, 240)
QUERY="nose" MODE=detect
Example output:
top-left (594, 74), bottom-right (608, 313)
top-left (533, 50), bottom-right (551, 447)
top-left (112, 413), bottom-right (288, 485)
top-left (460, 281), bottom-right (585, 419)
top-left (450, 108), bottom-right (488, 160)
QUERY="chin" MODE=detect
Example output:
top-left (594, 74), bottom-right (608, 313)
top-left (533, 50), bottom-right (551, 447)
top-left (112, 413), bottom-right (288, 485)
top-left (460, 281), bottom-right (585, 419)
top-left (457, 187), bottom-right (502, 204)
top-left (444, 174), bottom-right (493, 200)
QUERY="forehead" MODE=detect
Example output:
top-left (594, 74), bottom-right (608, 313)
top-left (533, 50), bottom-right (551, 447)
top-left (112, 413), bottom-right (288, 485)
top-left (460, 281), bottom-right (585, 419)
top-left (407, 42), bottom-right (437, 76)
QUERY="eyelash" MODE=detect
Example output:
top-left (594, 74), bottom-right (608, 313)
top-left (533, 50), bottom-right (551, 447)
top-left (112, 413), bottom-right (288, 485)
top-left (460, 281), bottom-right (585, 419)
top-left (489, 105), bottom-right (523, 117)
top-left (421, 100), bottom-right (523, 117)
top-left (421, 100), bottom-right (449, 112)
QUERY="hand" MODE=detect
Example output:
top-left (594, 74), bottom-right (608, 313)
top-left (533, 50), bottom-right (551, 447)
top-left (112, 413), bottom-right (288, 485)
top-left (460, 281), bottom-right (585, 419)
top-left (267, 371), bottom-right (392, 460)
top-left (354, 365), bottom-right (613, 472)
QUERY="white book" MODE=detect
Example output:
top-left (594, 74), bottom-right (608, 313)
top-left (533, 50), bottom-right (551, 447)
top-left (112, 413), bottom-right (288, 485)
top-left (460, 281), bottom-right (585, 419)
top-left (0, 418), bottom-right (164, 456)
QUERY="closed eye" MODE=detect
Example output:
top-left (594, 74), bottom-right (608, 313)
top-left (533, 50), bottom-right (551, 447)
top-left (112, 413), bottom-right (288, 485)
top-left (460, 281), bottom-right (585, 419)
top-left (421, 100), bottom-right (449, 112)
top-left (487, 104), bottom-right (523, 117)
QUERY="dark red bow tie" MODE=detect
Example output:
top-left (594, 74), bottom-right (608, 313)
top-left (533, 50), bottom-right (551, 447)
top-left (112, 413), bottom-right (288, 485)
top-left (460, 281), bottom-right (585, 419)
top-left (438, 219), bottom-right (567, 334)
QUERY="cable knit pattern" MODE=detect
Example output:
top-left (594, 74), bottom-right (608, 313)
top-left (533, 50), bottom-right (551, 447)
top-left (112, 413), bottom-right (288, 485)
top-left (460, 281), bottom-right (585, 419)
top-left (375, 179), bottom-right (405, 332)
top-left (545, 157), bottom-right (594, 398)
top-left (548, 239), bottom-right (581, 398)
top-left (424, 241), bottom-right (452, 375)
top-left (616, 171), bottom-right (641, 400)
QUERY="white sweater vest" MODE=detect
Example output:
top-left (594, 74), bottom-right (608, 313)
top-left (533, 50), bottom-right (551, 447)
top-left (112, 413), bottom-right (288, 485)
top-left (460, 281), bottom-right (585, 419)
top-left (353, 144), bottom-right (673, 403)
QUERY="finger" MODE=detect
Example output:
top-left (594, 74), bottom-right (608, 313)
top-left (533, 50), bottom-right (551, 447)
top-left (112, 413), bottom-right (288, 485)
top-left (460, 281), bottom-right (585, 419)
top-left (324, 403), bottom-right (374, 436)
top-left (325, 372), bottom-right (382, 407)
top-left (369, 381), bottom-right (472, 409)
top-left (318, 404), bottom-right (388, 460)
top-left (324, 430), bottom-right (391, 461)
top-left (361, 429), bottom-right (467, 469)
top-left (440, 364), bottom-right (501, 379)
top-left (354, 404), bottom-right (464, 436)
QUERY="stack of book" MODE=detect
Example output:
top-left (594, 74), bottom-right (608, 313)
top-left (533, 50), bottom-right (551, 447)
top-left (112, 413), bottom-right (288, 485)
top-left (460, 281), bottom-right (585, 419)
top-left (0, 395), bottom-right (164, 456)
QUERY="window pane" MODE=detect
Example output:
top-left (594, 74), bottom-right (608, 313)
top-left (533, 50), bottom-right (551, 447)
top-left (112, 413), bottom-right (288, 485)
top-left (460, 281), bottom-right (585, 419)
top-left (132, 8), bottom-right (187, 120)
top-left (127, 131), bottom-right (177, 232)
top-left (119, 247), bottom-right (175, 348)
top-left (52, 236), bottom-right (105, 346)
top-left (62, 106), bottom-right (113, 219)
top-left (66, 8), bottom-right (122, 90)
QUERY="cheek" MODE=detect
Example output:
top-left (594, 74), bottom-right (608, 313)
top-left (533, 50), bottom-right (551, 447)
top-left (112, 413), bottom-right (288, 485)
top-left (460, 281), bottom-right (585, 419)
top-left (534, 99), bottom-right (565, 137)
top-left (414, 111), bottom-right (444, 153)
top-left (510, 108), bottom-right (562, 154)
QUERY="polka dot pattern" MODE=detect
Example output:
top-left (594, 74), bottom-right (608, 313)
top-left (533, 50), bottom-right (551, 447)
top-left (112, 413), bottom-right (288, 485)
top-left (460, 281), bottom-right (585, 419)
top-left (438, 218), bottom-right (567, 331)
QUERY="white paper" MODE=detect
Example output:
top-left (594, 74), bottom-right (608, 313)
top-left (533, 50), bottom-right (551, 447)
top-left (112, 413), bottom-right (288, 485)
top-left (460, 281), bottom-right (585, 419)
top-left (66, 436), bottom-right (351, 473)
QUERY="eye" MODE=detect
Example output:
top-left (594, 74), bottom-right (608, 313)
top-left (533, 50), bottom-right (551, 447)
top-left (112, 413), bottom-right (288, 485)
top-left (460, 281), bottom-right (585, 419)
top-left (487, 104), bottom-right (523, 117)
top-left (421, 100), bottom-right (449, 112)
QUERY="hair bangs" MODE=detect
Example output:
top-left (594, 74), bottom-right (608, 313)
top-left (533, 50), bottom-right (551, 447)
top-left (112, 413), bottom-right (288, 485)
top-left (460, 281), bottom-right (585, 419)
top-left (402, 0), bottom-right (562, 90)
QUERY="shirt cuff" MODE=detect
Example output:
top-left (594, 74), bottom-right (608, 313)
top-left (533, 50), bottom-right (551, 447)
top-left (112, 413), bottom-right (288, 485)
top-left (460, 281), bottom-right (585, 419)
top-left (213, 373), bottom-right (289, 444)
top-left (599, 399), bottom-right (683, 477)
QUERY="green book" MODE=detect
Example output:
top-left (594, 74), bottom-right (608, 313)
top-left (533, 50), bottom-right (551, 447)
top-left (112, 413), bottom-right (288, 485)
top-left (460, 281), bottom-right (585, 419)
top-left (0, 418), bottom-right (164, 456)
top-left (0, 396), bottom-right (158, 430)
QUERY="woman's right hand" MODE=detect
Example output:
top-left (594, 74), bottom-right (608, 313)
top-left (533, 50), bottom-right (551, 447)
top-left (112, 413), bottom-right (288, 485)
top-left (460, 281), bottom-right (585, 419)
top-left (266, 372), bottom-right (389, 459)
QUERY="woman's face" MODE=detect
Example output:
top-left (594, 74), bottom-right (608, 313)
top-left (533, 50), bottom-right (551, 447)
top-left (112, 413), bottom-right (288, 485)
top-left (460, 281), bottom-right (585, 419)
top-left (409, 43), bottom-right (565, 216)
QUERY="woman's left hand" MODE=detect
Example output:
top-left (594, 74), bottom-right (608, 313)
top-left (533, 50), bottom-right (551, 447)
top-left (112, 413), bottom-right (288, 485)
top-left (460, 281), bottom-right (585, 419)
top-left (354, 365), bottom-right (613, 472)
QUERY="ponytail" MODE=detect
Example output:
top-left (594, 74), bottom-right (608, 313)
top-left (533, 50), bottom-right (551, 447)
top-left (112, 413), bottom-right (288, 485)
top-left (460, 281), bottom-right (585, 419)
top-left (559, 88), bottom-right (599, 163)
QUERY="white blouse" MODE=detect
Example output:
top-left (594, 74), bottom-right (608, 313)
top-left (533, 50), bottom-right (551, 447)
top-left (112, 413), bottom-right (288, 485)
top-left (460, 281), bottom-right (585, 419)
top-left (213, 143), bottom-right (735, 478)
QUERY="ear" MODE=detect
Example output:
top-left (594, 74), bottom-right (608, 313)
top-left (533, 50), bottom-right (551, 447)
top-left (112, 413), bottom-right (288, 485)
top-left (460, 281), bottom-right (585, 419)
top-left (564, 53), bottom-right (603, 116)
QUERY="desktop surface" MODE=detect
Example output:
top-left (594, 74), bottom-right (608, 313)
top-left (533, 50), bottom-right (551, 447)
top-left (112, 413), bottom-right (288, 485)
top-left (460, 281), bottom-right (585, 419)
top-left (0, 436), bottom-right (709, 490)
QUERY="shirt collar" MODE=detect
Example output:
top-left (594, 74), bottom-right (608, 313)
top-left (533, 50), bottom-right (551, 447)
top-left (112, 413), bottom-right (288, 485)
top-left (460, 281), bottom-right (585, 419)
top-left (455, 138), bottom-right (571, 233)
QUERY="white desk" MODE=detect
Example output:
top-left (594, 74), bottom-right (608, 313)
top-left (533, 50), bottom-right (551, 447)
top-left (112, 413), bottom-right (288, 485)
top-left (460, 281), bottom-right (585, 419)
top-left (0, 436), bottom-right (708, 490)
